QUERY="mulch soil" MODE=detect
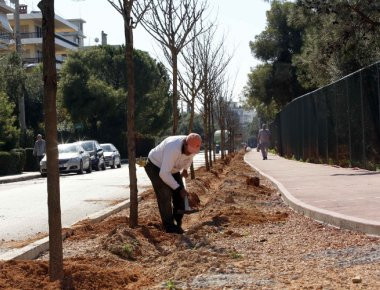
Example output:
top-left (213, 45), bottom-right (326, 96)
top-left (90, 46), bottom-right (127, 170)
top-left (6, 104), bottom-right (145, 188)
top-left (0, 152), bottom-right (379, 289)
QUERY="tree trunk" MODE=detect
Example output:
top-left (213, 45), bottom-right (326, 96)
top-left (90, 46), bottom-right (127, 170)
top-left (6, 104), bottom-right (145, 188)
top-left (172, 51), bottom-right (179, 135)
top-left (188, 92), bottom-right (196, 179)
top-left (188, 93), bottom-right (195, 134)
top-left (124, 3), bottom-right (138, 228)
top-left (38, 0), bottom-right (63, 282)
top-left (203, 100), bottom-right (209, 171)
top-left (211, 107), bottom-right (216, 162)
top-left (221, 123), bottom-right (225, 160)
top-left (208, 100), bottom-right (212, 168)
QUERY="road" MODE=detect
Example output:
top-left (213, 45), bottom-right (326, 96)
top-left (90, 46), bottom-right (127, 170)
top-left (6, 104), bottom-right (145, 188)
top-left (0, 151), bottom-right (212, 254)
top-left (0, 165), bottom-right (151, 243)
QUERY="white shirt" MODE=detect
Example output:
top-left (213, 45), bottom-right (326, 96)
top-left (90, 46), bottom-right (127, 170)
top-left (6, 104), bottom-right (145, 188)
top-left (148, 135), bottom-right (195, 190)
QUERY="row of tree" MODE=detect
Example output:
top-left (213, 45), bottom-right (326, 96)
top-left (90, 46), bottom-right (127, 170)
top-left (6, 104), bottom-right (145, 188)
top-left (5, 0), bottom-right (242, 282)
top-left (244, 0), bottom-right (380, 123)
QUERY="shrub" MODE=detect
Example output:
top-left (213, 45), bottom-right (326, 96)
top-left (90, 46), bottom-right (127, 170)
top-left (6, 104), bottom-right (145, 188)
top-left (11, 148), bottom-right (26, 173)
top-left (0, 151), bottom-right (12, 175)
top-left (0, 150), bottom-right (27, 175)
top-left (24, 148), bottom-right (39, 171)
top-left (0, 92), bottom-right (20, 151)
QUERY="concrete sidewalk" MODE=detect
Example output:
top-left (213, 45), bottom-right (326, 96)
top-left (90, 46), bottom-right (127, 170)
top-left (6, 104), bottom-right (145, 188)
top-left (244, 151), bottom-right (380, 236)
top-left (0, 172), bottom-right (41, 184)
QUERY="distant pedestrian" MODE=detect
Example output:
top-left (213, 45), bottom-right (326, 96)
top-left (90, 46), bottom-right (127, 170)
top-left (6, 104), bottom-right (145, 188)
top-left (33, 134), bottom-right (46, 166)
top-left (257, 124), bottom-right (270, 160)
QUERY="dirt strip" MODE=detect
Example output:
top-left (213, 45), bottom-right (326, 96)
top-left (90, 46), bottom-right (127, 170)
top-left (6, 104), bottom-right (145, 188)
top-left (1, 152), bottom-right (379, 289)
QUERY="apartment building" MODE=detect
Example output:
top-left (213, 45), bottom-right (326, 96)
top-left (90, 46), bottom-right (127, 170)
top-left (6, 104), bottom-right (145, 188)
top-left (230, 102), bottom-right (256, 127)
top-left (0, 0), bottom-right (13, 50)
top-left (6, 4), bottom-right (85, 68)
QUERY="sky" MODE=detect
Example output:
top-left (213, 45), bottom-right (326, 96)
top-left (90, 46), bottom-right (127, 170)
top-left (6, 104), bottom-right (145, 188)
top-left (20, 0), bottom-right (270, 101)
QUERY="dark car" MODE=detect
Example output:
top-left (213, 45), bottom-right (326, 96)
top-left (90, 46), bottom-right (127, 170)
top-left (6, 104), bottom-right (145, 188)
top-left (76, 140), bottom-right (106, 171)
top-left (100, 143), bottom-right (122, 168)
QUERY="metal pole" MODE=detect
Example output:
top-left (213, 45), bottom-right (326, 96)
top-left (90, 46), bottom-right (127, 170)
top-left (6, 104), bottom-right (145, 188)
top-left (360, 72), bottom-right (366, 167)
top-left (377, 64), bottom-right (380, 139)
top-left (346, 79), bottom-right (352, 165)
top-left (14, 0), bottom-right (21, 53)
top-left (14, 0), bottom-right (26, 143)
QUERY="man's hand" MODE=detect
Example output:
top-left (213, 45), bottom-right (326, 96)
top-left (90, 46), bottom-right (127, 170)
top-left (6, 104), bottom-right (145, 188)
top-left (181, 169), bottom-right (188, 178)
top-left (179, 188), bottom-right (189, 199)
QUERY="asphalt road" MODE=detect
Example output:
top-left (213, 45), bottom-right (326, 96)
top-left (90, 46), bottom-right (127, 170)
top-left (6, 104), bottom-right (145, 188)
top-left (0, 151), bottom-right (212, 255)
top-left (0, 165), bottom-right (151, 244)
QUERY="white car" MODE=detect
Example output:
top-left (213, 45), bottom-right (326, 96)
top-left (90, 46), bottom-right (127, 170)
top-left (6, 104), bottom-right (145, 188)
top-left (40, 143), bottom-right (92, 176)
top-left (100, 143), bottom-right (121, 169)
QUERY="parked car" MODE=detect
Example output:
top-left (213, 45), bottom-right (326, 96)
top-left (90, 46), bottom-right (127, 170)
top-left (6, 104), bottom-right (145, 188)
top-left (76, 140), bottom-right (106, 171)
top-left (100, 143), bottom-right (122, 169)
top-left (40, 143), bottom-right (92, 176)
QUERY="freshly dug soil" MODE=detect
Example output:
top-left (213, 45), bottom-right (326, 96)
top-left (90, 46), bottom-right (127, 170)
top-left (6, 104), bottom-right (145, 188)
top-left (1, 152), bottom-right (379, 289)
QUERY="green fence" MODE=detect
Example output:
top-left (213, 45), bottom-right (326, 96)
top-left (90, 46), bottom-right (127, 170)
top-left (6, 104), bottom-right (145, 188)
top-left (271, 61), bottom-right (380, 170)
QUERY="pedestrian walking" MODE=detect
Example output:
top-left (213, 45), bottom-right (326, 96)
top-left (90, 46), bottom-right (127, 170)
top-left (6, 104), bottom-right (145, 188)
top-left (144, 133), bottom-right (202, 234)
top-left (257, 124), bottom-right (270, 160)
top-left (33, 134), bottom-right (46, 168)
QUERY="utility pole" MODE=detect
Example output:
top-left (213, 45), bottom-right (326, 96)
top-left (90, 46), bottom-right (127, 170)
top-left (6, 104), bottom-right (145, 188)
top-left (13, 0), bottom-right (26, 144)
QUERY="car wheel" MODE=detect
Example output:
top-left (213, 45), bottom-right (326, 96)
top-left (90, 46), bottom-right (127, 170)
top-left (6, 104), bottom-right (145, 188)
top-left (101, 158), bottom-right (106, 170)
top-left (117, 160), bottom-right (121, 168)
top-left (77, 160), bottom-right (84, 174)
top-left (86, 161), bottom-right (92, 173)
top-left (111, 158), bottom-right (116, 169)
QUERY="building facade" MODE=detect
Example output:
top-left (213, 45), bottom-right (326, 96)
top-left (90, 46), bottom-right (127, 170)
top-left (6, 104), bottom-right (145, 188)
top-left (0, 0), bottom-right (13, 50)
top-left (5, 4), bottom-right (85, 68)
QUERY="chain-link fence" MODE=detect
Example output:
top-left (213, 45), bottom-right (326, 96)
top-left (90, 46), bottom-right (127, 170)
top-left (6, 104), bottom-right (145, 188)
top-left (271, 61), bottom-right (380, 170)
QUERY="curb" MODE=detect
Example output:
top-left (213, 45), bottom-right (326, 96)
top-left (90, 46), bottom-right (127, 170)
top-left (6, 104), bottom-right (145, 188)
top-left (0, 196), bottom-right (143, 261)
top-left (244, 154), bottom-right (380, 237)
top-left (0, 173), bottom-right (41, 184)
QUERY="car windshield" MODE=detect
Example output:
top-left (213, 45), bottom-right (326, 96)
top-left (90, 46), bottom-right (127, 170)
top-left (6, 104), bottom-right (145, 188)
top-left (81, 142), bottom-right (94, 151)
top-left (101, 145), bottom-right (113, 152)
top-left (58, 144), bottom-right (77, 153)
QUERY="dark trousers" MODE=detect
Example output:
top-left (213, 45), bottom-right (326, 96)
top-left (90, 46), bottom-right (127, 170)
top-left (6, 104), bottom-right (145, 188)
top-left (144, 160), bottom-right (185, 230)
top-left (260, 142), bottom-right (269, 159)
top-left (36, 155), bottom-right (44, 170)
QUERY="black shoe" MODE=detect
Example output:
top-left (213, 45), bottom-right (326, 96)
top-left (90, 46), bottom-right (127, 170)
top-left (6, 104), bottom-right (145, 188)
top-left (176, 208), bottom-right (199, 215)
top-left (176, 226), bottom-right (184, 234)
top-left (165, 225), bottom-right (184, 234)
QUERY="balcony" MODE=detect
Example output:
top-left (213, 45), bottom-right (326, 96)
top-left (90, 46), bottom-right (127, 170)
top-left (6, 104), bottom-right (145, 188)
top-left (17, 32), bottom-right (79, 49)
top-left (23, 55), bottom-right (64, 65)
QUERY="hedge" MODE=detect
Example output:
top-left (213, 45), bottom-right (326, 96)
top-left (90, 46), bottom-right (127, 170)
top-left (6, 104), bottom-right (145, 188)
top-left (0, 151), bottom-right (25, 176)
top-left (0, 152), bottom-right (12, 176)
top-left (24, 148), bottom-right (39, 171)
top-left (11, 148), bottom-right (26, 173)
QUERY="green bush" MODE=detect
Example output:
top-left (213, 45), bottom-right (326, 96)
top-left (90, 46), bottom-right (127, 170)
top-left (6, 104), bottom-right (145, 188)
top-left (24, 148), bottom-right (39, 171)
top-left (0, 151), bottom-right (12, 175)
top-left (0, 92), bottom-right (20, 151)
top-left (11, 148), bottom-right (26, 173)
top-left (0, 150), bottom-right (27, 176)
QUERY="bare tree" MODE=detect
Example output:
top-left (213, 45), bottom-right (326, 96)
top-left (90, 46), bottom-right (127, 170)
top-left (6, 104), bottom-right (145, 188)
top-left (137, 0), bottom-right (208, 134)
top-left (37, 0), bottom-right (63, 281)
top-left (196, 28), bottom-right (232, 170)
top-left (107, 0), bottom-right (149, 227)
top-left (225, 104), bottom-right (240, 153)
top-left (214, 81), bottom-right (232, 160)
top-left (178, 27), bottom-right (205, 179)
